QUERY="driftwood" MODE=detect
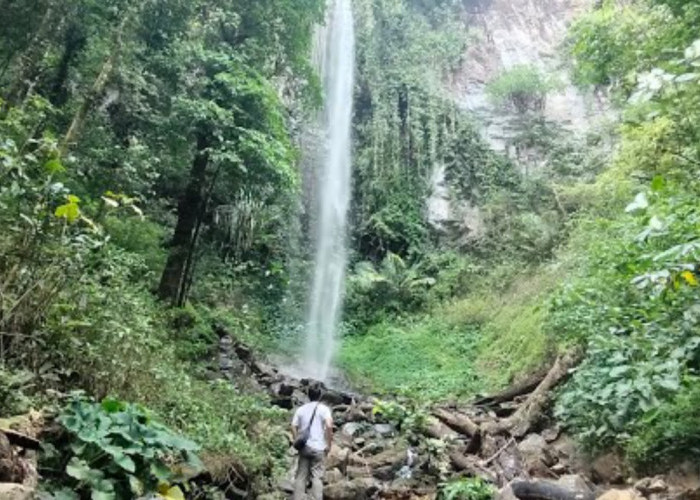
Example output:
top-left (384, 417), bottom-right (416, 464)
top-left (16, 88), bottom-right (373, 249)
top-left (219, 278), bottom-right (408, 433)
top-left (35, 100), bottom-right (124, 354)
top-left (432, 408), bottom-right (480, 437)
top-left (423, 417), bottom-right (459, 440)
top-left (473, 372), bottom-right (547, 407)
top-left (0, 430), bottom-right (40, 451)
top-left (483, 351), bottom-right (581, 437)
top-left (448, 451), bottom-right (497, 482)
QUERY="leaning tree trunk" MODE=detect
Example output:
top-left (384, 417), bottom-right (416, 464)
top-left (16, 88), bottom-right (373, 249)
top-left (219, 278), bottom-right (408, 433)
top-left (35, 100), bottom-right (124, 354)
top-left (158, 134), bottom-right (210, 306)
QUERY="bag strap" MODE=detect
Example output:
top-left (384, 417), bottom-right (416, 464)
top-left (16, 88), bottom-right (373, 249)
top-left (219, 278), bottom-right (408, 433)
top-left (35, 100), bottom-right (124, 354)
top-left (306, 403), bottom-right (320, 431)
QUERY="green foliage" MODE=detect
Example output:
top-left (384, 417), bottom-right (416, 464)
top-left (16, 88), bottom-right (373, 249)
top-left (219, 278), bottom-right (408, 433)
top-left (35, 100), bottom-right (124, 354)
top-left (566, 1), bottom-right (698, 96)
top-left (44, 397), bottom-right (203, 499)
top-left (626, 376), bottom-right (700, 471)
top-left (439, 477), bottom-right (495, 500)
top-left (552, 187), bottom-right (700, 453)
top-left (486, 65), bottom-right (557, 113)
top-left (443, 123), bottom-right (519, 204)
top-left (371, 399), bottom-right (428, 436)
top-left (352, 0), bottom-right (468, 259)
top-left (345, 252), bottom-right (435, 329)
top-left (0, 368), bottom-right (35, 417)
top-left (340, 315), bottom-right (483, 401)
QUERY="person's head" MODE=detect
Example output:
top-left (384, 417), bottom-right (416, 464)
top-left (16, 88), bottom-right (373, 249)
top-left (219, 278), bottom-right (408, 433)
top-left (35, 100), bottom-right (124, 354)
top-left (307, 383), bottom-right (323, 402)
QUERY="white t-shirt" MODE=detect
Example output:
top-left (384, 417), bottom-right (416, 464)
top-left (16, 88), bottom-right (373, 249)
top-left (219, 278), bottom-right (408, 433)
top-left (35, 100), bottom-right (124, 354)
top-left (292, 402), bottom-right (332, 452)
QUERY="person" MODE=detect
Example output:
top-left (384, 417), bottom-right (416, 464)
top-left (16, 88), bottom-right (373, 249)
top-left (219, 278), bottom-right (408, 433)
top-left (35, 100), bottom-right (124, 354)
top-left (291, 383), bottom-right (333, 500)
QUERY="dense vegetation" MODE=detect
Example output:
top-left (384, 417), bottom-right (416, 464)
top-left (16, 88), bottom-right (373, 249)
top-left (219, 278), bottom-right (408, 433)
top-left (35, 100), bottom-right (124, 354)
top-left (0, 0), bottom-right (698, 496)
top-left (341, 0), bottom-right (700, 473)
top-left (0, 0), bottom-right (323, 496)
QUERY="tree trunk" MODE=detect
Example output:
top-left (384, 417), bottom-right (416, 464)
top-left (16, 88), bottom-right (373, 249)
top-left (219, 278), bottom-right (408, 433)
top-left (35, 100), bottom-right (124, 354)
top-left (59, 47), bottom-right (118, 156)
top-left (158, 133), bottom-right (210, 305)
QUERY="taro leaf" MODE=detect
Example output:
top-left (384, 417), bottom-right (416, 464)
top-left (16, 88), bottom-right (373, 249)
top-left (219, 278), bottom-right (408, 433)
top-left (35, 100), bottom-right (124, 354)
top-left (150, 460), bottom-right (173, 481)
top-left (66, 457), bottom-right (104, 483)
top-left (128, 475), bottom-right (144, 496)
top-left (159, 485), bottom-right (185, 500)
top-left (90, 478), bottom-right (116, 500)
top-left (101, 399), bottom-right (126, 413)
top-left (106, 447), bottom-right (136, 473)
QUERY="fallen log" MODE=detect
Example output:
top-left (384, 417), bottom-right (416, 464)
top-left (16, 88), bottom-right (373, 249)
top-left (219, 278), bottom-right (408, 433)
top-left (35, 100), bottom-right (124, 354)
top-left (0, 431), bottom-right (39, 451)
top-left (511, 479), bottom-right (595, 500)
top-left (473, 372), bottom-right (547, 407)
top-left (448, 451), bottom-right (496, 483)
top-left (432, 408), bottom-right (480, 437)
top-left (483, 351), bottom-right (582, 437)
top-left (423, 417), bottom-right (459, 441)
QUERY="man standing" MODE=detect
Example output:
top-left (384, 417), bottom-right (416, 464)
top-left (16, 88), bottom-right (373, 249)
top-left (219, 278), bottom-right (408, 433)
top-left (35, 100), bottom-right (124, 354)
top-left (291, 383), bottom-right (333, 500)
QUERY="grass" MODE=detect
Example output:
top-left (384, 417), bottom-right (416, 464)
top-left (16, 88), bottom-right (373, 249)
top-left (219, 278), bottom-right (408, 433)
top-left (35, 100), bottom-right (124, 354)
top-left (339, 266), bottom-right (560, 402)
top-left (339, 317), bottom-right (484, 401)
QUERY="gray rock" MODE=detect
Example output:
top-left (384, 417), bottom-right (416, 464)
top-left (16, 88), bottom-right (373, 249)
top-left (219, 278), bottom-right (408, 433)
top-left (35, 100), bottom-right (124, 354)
top-left (341, 422), bottom-right (363, 437)
top-left (556, 475), bottom-right (594, 500)
top-left (0, 484), bottom-right (33, 500)
top-left (372, 423), bottom-right (396, 437)
top-left (635, 477), bottom-right (669, 495)
top-left (496, 484), bottom-right (519, 500)
top-left (324, 477), bottom-right (380, 500)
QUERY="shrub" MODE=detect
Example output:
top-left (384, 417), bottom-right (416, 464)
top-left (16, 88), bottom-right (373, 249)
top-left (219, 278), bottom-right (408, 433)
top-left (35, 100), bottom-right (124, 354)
top-left (626, 377), bottom-right (700, 471)
top-left (43, 397), bottom-right (203, 499)
top-left (439, 477), bottom-right (495, 500)
top-left (486, 65), bottom-right (556, 113)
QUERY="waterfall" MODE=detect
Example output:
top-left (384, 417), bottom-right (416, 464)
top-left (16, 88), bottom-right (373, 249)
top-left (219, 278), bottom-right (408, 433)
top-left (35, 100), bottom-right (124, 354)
top-left (303, 0), bottom-right (355, 381)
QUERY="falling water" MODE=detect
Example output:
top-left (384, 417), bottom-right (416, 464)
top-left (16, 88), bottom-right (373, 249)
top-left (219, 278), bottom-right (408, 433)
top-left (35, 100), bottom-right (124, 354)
top-left (303, 0), bottom-right (355, 381)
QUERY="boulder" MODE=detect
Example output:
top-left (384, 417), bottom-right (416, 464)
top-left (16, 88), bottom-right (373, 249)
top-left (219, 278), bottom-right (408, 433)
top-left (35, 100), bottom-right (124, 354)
top-left (373, 423), bottom-right (397, 437)
top-left (590, 453), bottom-right (625, 485)
top-left (341, 422), bottom-right (363, 438)
top-left (496, 484), bottom-right (520, 500)
top-left (597, 489), bottom-right (643, 500)
top-left (327, 446), bottom-right (351, 470)
top-left (324, 467), bottom-right (344, 484)
top-left (556, 475), bottom-right (595, 498)
top-left (511, 477), bottom-right (595, 500)
top-left (518, 433), bottom-right (554, 475)
top-left (0, 484), bottom-right (33, 500)
top-left (324, 477), bottom-right (380, 500)
top-left (635, 477), bottom-right (669, 496)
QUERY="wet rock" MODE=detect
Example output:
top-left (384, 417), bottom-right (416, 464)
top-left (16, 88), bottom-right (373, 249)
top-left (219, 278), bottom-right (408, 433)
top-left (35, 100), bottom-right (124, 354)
top-left (552, 463), bottom-right (568, 475)
top-left (342, 422), bottom-right (363, 438)
top-left (542, 425), bottom-right (562, 443)
top-left (0, 484), bottom-right (33, 500)
top-left (373, 423), bottom-right (397, 437)
top-left (518, 433), bottom-right (554, 475)
top-left (324, 477), bottom-right (380, 500)
top-left (325, 467), bottom-right (344, 484)
top-left (597, 489), bottom-right (643, 500)
top-left (635, 477), bottom-right (669, 496)
top-left (327, 446), bottom-right (350, 470)
top-left (555, 474), bottom-right (594, 498)
top-left (591, 453), bottom-right (625, 485)
top-left (496, 484), bottom-right (519, 500)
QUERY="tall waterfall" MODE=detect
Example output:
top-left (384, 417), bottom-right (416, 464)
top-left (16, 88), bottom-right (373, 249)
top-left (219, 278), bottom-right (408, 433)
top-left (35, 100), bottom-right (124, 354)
top-left (304, 0), bottom-right (355, 381)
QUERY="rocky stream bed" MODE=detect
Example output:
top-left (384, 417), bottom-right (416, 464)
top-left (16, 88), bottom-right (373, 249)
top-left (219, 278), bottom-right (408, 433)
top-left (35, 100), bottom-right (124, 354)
top-left (215, 331), bottom-right (700, 500)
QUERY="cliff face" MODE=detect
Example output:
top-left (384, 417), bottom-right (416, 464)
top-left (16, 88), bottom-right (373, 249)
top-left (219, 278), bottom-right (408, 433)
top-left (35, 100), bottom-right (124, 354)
top-left (450, 0), bottom-right (602, 147)
top-left (428, 0), bottom-right (606, 235)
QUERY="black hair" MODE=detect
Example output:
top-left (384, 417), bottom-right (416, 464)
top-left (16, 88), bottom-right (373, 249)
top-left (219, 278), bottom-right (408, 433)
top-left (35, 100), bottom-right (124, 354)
top-left (308, 383), bottom-right (322, 402)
